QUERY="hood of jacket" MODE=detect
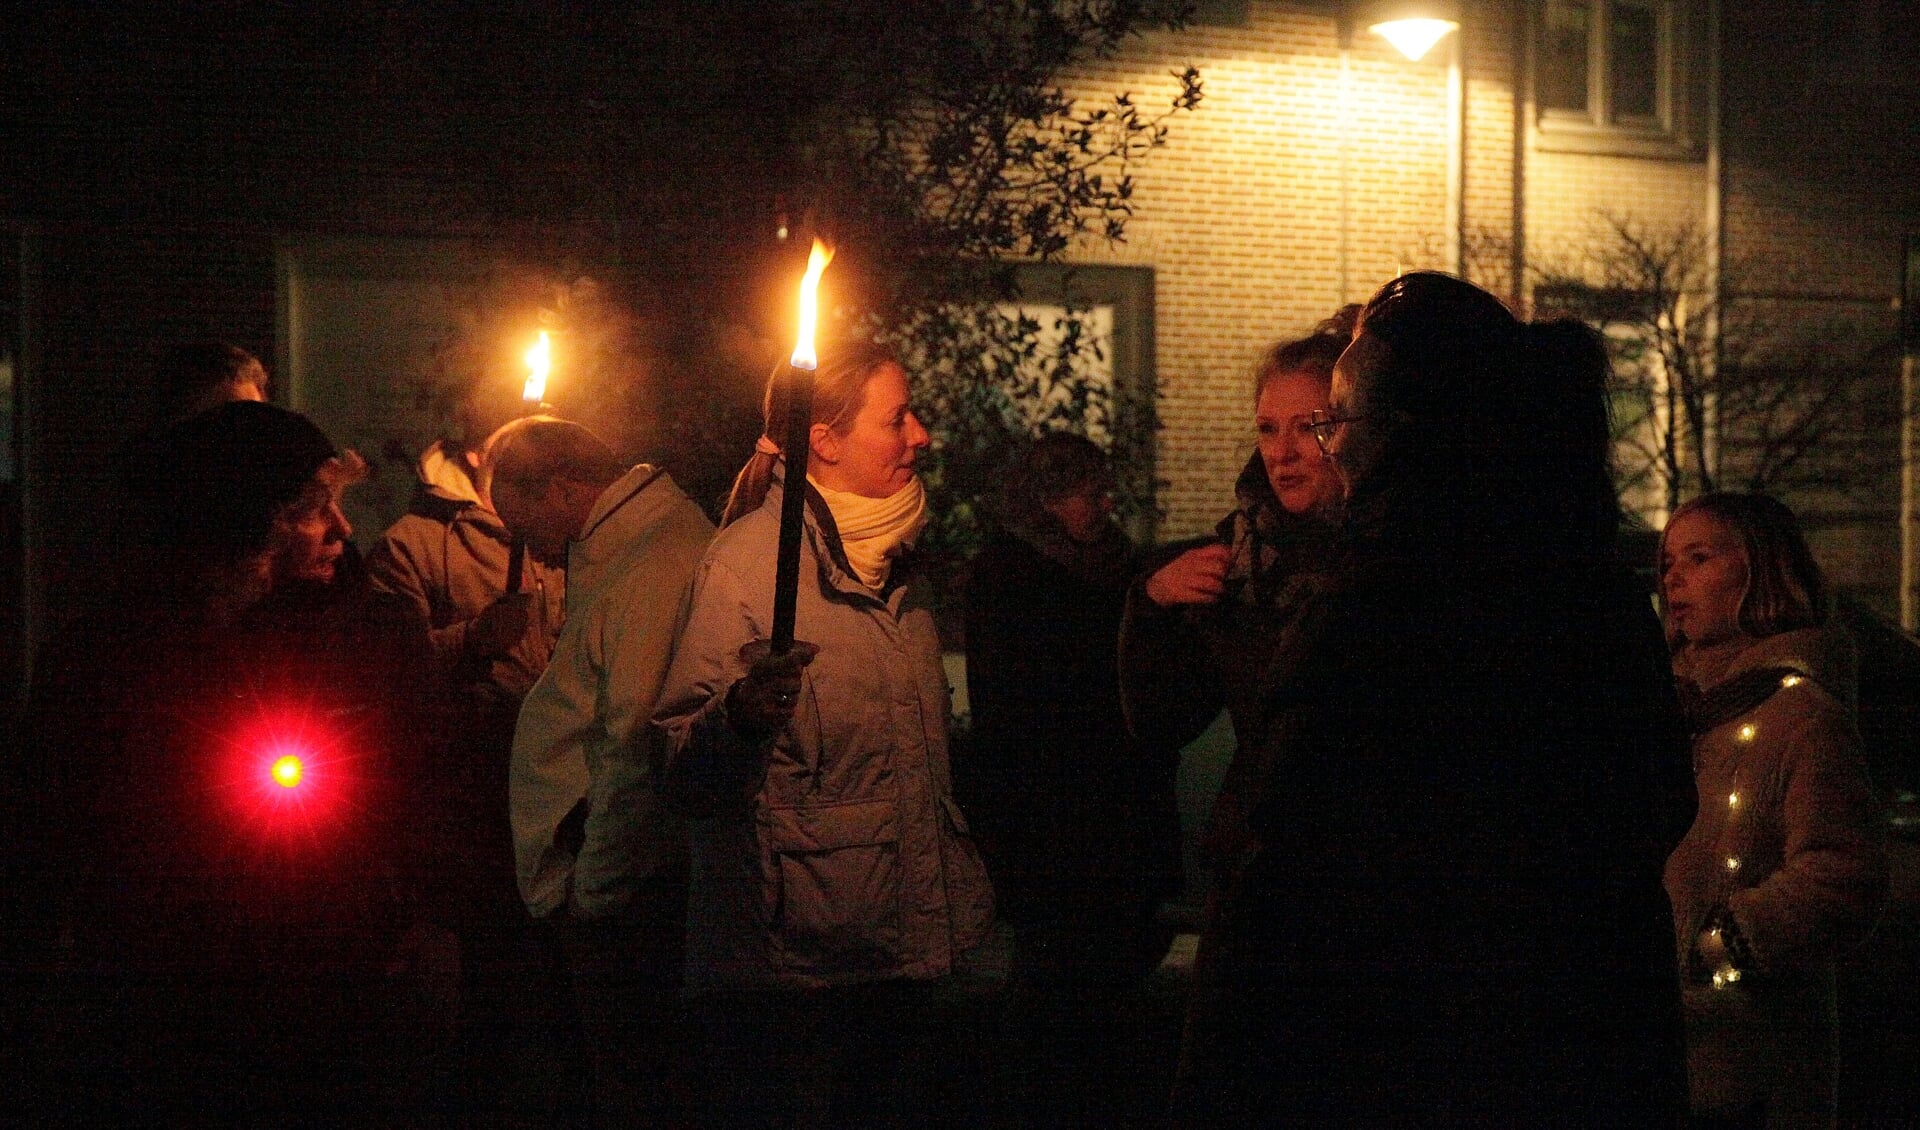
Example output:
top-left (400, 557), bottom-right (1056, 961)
top-left (402, 440), bottom-right (505, 534)
top-left (1215, 450), bottom-right (1341, 609)
top-left (570, 465), bottom-right (690, 590)
top-left (420, 440), bottom-right (484, 505)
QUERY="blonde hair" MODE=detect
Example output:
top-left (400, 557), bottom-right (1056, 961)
top-left (721, 341), bottom-right (902, 527)
top-left (1254, 304), bottom-right (1359, 401)
top-left (1660, 492), bottom-right (1826, 649)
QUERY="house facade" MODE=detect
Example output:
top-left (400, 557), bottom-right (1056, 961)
top-left (1051, 0), bottom-right (1917, 617)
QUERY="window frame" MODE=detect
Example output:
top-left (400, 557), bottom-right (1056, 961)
top-left (1532, 0), bottom-right (1698, 159)
top-left (1010, 262), bottom-right (1159, 545)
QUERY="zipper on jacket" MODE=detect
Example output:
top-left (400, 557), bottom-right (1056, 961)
top-left (806, 674), bottom-right (824, 793)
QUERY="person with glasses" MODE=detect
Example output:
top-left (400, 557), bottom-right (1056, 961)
top-left (1181, 273), bottom-right (1695, 1126)
top-left (1118, 308), bottom-right (1355, 1111)
top-left (1122, 306), bottom-right (1356, 881)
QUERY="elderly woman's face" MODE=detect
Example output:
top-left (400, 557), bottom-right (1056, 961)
top-left (1255, 370), bottom-right (1339, 515)
top-left (270, 466), bottom-right (353, 586)
top-left (1327, 330), bottom-right (1391, 495)
top-left (1042, 481), bottom-right (1114, 544)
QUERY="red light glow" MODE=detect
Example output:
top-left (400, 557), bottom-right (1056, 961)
top-left (217, 698), bottom-right (364, 850)
top-left (271, 755), bottom-right (304, 789)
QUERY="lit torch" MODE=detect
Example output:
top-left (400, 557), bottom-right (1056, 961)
top-left (772, 239), bottom-right (834, 655)
top-left (505, 330), bottom-right (553, 594)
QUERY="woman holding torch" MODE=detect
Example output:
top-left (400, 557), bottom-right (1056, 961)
top-left (654, 339), bottom-right (995, 1126)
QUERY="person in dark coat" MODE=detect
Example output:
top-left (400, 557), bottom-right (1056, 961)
top-left (1122, 310), bottom-right (1354, 889)
top-left (962, 433), bottom-right (1179, 1119)
top-left (975, 429), bottom-right (1182, 1120)
top-left (20, 401), bottom-right (448, 1124)
top-left (1185, 272), bottom-right (1696, 1126)
top-left (1121, 310), bottom-right (1354, 1110)
top-left (966, 432), bottom-right (1177, 947)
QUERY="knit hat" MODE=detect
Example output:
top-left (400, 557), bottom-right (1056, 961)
top-left (139, 401), bottom-right (340, 562)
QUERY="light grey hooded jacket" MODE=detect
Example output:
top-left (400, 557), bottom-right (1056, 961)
top-left (510, 465), bottom-right (714, 920)
top-left (654, 476), bottom-right (995, 992)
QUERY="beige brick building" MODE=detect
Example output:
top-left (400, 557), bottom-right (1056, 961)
top-left (1048, 1), bottom-right (1918, 617)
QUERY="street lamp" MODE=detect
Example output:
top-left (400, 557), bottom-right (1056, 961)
top-left (1343, 1), bottom-right (1466, 276)
top-left (1359, 0), bottom-right (1460, 62)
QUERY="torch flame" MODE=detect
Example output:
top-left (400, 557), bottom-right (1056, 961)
top-left (789, 239), bottom-right (834, 372)
top-left (523, 331), bottom-right (551, 404)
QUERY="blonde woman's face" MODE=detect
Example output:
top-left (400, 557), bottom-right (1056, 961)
top-left (811, 363), bottom-right (930, 498)
top-left (1661, 509), bottom-right (1750, 648)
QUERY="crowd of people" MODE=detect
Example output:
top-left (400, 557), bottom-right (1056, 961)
top-left (9, 271), bottom-right (1896, 1127)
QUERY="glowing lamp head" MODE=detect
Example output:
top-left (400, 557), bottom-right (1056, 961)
top-left (271, 755), bottom-right (304, 789)
top-left (789, 239), bottom-right (835, 372)
top-left (1371, 17), bottom-right (1458, 61)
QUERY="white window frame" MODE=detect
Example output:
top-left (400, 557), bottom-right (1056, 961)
top-left (1532, 0), bottom-right (1697, 159)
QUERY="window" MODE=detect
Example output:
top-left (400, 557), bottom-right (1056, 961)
top-left (1007, 264), bottom-right (1158, 545)
top-left (1535, 0), bottom-right (1694, 157)
top-left (276, 236), bottom-right (486, 547)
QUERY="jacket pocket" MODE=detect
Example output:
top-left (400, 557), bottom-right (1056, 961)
top-left (938, 796), bottom-right (997, 951)
top-left (764, 799), bottom-right (903, 972)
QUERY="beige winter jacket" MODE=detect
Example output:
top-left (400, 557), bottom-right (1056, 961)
top-left (654, 478), bottom-right (995, 992)
top-left (366, 441), bottom-right (564, 702)
top-left (1665, 624), bottom-right (1887, 1126)
top-left (509, 466), bottom-right (714, 920)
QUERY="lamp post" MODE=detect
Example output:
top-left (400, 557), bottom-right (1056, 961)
top-left (1345, 1), bottom-right (1465, 277)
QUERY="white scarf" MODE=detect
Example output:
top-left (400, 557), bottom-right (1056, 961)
top-left (807, 475), bottom-right (928, 591)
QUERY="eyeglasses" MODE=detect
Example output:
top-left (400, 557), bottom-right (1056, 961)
top-left (1306, 409), bottom-right (1366, 458)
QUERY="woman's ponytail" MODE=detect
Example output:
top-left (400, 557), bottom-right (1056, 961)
top-left (721, 436), bottom-right (784, 528)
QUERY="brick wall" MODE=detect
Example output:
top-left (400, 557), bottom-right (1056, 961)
top-left (1052, 1), bottom-right (1710, 540)
top-left (1717, 2), bottom-right (1920, 614)
top-left (1056, 4), bottom-right (1467, 537)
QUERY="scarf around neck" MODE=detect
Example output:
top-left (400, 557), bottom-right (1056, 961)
top-left (807, 475), bottom-right (929, 590)
top-left (1215, 451), bottom-right (1339, 608)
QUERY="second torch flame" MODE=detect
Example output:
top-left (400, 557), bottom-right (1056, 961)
top-left (523, 330), bottom-right (552, 404)
top-left (790, 240), bottom-right (833, 371)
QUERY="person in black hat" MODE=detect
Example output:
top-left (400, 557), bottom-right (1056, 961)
top-left (138, 399), bottom-right (361, 611)
top-left (19, 401), bottom-right (451, 1124)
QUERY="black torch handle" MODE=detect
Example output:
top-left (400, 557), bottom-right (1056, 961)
top-left (770, 367), bottom-right (814, 655)
top-left (505, 537), bottom-right (526, 594)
